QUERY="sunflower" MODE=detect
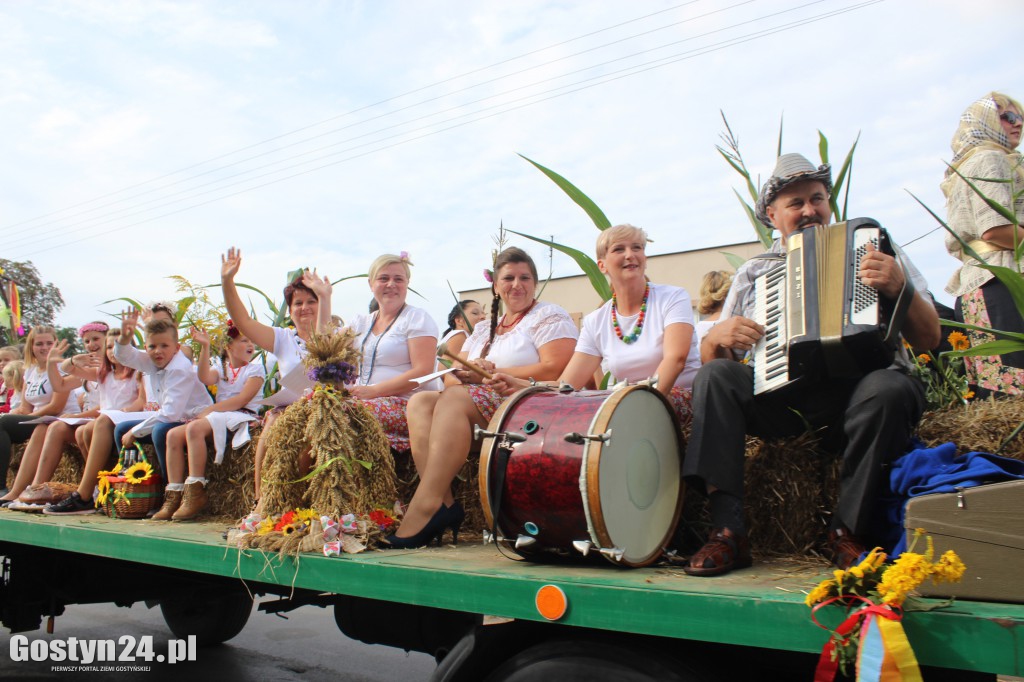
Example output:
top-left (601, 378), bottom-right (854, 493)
top-left (947, 331), bottom-right (970, 351)
top-left (123, 461), bottom-right (155, 485)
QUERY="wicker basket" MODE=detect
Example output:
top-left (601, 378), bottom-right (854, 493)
top-left (101, 476), bottom-right (162, 519)
top-left (99, 447), bottom-right (163, 519)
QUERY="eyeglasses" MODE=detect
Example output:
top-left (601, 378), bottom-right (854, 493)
top-left (1000, 111), bottom-right (1023, 126)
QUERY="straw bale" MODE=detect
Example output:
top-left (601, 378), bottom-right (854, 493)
top-left (204, 426), bottom-right (259, 520)
top-left (916, 395), bottom-right (1024, 460)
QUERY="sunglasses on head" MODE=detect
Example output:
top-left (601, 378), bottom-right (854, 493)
top-left (1000, 111), bottom-right (1023, 126)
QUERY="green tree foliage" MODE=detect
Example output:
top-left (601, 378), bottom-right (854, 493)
top-left (0, 259), bottom-right (65, 344)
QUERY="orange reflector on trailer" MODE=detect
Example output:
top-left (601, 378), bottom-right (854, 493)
top-left (535, 584), bottom-right (568, 621)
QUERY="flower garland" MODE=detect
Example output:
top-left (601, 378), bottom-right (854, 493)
top-left (806, 530), bottom-right (966, 680)
top-left (232, 504), bottom-right (403, 556)
top-left (307, 361), bottom-right (357, 386)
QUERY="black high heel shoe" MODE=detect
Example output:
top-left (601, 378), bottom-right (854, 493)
top-left (444, 501), bottom-right (465, 545)
top-left (383, 504), bottom-right (449, 549)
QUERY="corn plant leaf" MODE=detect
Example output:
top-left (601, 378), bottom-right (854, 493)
top-left (446, 281), bottom-right (476, 335)
top-left (202, 282), bottom-right (279, 317)
top-left (910, 191), bottom-right (1024, 314)
top-left (519, 154), bottom-right (612, 230)
top-left (943, 339), bottom-right (1024, 358)
top-left (940, 318), bottom-right (1024, 341)
top-left (507, 229), bottom-right (612, 301)
top-left (830, 133), bottom-right (859, 222)
top-left (946, 165), bottom-right (1018, 224)
top-left (776, 113), bottom-right (784, 158)
top-left (100, 296), bottom-right (145, 311)
top-left (330, 273), bottom-right (367, 285)
top-left (732, 189), bottom-right (773, 248)
top-left (720, 251), bottom-right (748, 270)
top-left (818, 130), bottom-right (829, 166)
top-left (174, 297), bottom-right (196, 325)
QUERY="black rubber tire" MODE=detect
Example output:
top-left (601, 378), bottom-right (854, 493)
top-left (160, 590), bottom-right (253, 646)
top-left (483, 640), bottom-right (707, 682)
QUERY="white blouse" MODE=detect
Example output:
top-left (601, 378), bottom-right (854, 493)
top-left (463, 301), bottom-right (579, 368)
top-left (576, 283), bottom-right (699, 390)
top-left (22, 364), bottom-right (76, 414)
top-left (212, 359), bottom-right (267, 413)
top-left (346, 306), bottom-right (439, 397)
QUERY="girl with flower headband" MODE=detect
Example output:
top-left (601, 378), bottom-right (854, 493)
top-left (386, 246), bottom-right (578, 548)
top-left (155, 321), bottom-right (265, 521)
top-left (3, 327), bottom-right (143, 509)
top-left (0, 326), bottom-right (80, 505)
top-left (302, 252), bottom-right (439, 457)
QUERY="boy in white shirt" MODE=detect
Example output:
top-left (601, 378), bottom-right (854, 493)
top-left (45, 313), bottom-right (212, 515)
top-left (113, 314), bottom-right (213, 478)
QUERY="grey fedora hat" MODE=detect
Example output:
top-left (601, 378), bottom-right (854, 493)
top-left (754, 153), bottom-right (832, 227)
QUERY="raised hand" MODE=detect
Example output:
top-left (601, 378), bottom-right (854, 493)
top-left (120, 308), bottom-right (141, 343)
top-left (48, 339), bottom-right (70, 363)
top-left (221, 247), bottom-right (242, 282)
top-left (301, 268), bottom-right (332, 299)
top-left (190, 326), bottom-right (211, 347)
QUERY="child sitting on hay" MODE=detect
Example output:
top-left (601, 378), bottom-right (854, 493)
top-left (242, 329), bottom-right (399, 553)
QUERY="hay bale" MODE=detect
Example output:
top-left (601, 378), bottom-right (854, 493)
top-left (204, 426), bottom-right (258, 520)
top-left (680, 395), bottom-right (1024, 558)
top-left (6, 442), bottom-right (86, 489)
top-left (917, 395), bottom-right (1024, 460)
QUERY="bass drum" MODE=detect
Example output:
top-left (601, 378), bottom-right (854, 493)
top-left (479, 385), bottom-right (683, 567)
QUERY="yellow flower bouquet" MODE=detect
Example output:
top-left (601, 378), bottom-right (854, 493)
top-left (806, 530), bottom-right (965, 680)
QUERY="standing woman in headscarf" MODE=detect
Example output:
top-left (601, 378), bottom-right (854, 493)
top-left (941, 91), bottom-right (1024, 396)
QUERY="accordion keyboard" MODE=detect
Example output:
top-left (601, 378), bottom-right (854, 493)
top-left (752, 261), bottom-right (789, 395)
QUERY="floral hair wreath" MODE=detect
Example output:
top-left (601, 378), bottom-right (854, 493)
top-left (226, 319), bottom-right (241, 339)
top-left (399, 251), bottom-right (414, 265)
top-left (78, 322), bottom-right (109, 337)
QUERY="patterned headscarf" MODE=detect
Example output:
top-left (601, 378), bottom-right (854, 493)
top-left (942, 92), bottom-right (1023, 196)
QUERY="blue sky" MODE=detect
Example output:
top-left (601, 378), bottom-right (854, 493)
top-left (0, 0), bottom-right (1019, 329)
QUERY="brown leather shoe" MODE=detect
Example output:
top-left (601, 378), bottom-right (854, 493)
top-left (172, 482), bottom-right (208, 522)
top-left (683, 528), bottom-right (752, 577)
top-left (151, 489), bottom-right (183, 521)
top-left (826, 527), bottom-right (866, 570)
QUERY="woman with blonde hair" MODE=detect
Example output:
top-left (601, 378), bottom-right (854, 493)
top-left (695, 270), bottom-right (733, 346)
top-left (0, 326), bottom-right (72, 500)
top-left (942, 91), bottom-right (1024, 396)
top-left (308, 252), bottom-right (440, 454)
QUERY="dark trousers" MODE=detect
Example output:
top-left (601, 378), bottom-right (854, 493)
top-left (114, 420), bottom-right (183, 484)
top-left (0, 414), bottom-right (43, 485)
top-left (682, 359), bottom-right (925, 536)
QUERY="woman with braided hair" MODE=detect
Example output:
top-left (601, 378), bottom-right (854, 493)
top-left (384, 246), bottom-right (578, 549)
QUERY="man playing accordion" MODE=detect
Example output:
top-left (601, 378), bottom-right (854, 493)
top-left (682, 153), bottom-right (941, 577)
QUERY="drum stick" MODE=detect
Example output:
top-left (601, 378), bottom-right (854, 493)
top-left (437, 342), bottom-right (495, 380)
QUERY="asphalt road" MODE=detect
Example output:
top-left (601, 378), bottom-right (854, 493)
top-left (0, 599), bottom-right (437, 681)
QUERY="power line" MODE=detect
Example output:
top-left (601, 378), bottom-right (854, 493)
top-left (5, 0), bottom-right (824, 249)
top-left (12, 0), bottom-right (883, 257)
top-left (0, 0), bottom-right (752, 239)
top-left (0, 1), bottom-right (701, 232)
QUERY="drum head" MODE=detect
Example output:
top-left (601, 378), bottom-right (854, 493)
top-left (585, 386), bottom-right (682, 567)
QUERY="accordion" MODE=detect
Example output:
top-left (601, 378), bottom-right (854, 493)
top-left (751, 218), bottom-right (911, 396)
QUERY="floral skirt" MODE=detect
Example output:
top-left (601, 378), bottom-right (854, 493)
top-left (360, 396), bottom-right (411, 453)
top-left (667, 386), bottom-right (693, 432)
top-left (957, 281), bottom-right (1024, 396)
top-left (466, 384), bottom-right (506, 423)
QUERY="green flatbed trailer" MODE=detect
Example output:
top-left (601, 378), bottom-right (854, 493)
top-left (0, 512), bottom-right (1020, 680)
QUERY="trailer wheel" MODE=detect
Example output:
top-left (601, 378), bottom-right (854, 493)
top-left (160, 590), bottom-right (253, 646)
top-left (483, 640), bottom-right (708, 682)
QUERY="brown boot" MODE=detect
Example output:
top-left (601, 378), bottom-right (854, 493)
top-left (172, 482), bottom-right (208, 522)
top-left (151, 489), bottom-right (184, 521)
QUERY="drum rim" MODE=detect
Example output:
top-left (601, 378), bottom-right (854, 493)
top-left (478, 384), bottom-right (555, 539)
top-left (584, 384), bottom-right (685, 567)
